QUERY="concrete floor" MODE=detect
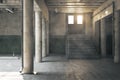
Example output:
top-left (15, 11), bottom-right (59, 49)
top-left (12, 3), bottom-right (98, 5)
top-left (0, 55), bottom-right (120, 80)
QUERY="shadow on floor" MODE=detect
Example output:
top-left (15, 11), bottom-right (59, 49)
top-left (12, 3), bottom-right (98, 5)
top-left (42, 54), bottom-right (68, 62)
top-left (23, 72), bottom-right (67, 80)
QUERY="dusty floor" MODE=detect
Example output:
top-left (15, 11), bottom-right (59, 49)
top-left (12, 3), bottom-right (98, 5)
top-left (0, 55), bottom-right (120, 80)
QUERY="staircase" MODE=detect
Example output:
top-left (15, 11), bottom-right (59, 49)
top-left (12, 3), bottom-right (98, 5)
top-left (66, 34), bottom-right (100, 59)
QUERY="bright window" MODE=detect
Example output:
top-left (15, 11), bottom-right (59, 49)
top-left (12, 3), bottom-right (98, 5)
top-left (77, 15), bottom-right (83, 24)
top-left (68, 15), bottom-right (74, 24)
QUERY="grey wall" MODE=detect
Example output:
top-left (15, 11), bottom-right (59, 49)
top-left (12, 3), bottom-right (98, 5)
top-left (49, 11), bottom-right (66, 54)
top-left (0, 12), bottom-right (22, 35)
top-left (49, 11), bottom-right (93, 54)
top-left (49, 12), bottom-right (93, 37)
top-left (0, 11), bottom-right (22, 56)
top-left (84, 13), bottom-right (93, 38)
top-left (35, 0), bottom-right (49, 21)
top-left (49, 11), bottom-right (66, 36)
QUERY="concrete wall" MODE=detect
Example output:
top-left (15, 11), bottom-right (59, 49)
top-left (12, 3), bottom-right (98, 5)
top-left (115, 0), bottom-right (120, 10)
top-left (35, 0), bottom-right (49, 21)
top-left (49, 12), bottom-right (66, 36)
top-left (94, 20), bottom-right (101, 54)
top-left (93, 0), bottom-right (119, 39)
top-left (93, 0), bottom-right (120, 23)
top-left (0, 12), bottom-right (22, 35)
top-left (0, 11), bottom-right (22, 56)
top-left (92, 0), bottom-right (120, 57)
top-left (93, 0), bottom-right (113, 43)
top-left (49, 11), bottom-right (66, 54)
top-left (84, 13), bottom-right (93, 38)
top-left (49, 11), bottom-right (93, 54)
top-left (49, 12), bottom-right (93, 36)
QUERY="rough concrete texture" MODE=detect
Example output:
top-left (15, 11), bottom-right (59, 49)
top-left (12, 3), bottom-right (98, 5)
top-left (49, 12), bottom-right (66, 36)
top-left (0, 56), bottom-right (120, 80)
top-left (34, 0), bottom-right (49, 21)
top-left (49, 12), bottom-right (93, 54)
top-left (49, 12), bottom-right (66, 54)
top-left (84, 13), bottom-right (93, 38)
top-left (22, 0), bottom-right (34, 73)
top-left (101, 18), bottom-right (106, 57)
top-left (0, 12), bottom-right (22, 55)
top-left (0, 12), bottom-right (22, 35)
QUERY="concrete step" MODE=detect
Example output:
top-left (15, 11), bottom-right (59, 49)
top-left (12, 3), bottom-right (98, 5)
top-left (69, 43), bottom-right (95, 47)
top-left (68, 41), bottom-right (95, 45)
top-left (68, 53), bottom-right (100, 59)
top-left (69, 47), bottom-right (96, 50)
top-left (68, 51), bottom-right (100, 59)
top-left (69, 49), bottom-right (96, 52)
top-left (67, 35), bottom-right (99, 59)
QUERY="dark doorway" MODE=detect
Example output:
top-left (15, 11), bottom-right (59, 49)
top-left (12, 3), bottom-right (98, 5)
top-left (105, 15), bottom-right (113, 57)
top-left (95, 20), bottom-right (101, 54)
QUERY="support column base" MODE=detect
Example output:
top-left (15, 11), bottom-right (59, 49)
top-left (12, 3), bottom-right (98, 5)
top-left (21, 68), bottom-right (33, 74)
top-left (35, 60), bottom-right (42, 63)
top-left (114, 56), bottom-right (119, 63)
top-left (102, 54), bottom-right (106, 58)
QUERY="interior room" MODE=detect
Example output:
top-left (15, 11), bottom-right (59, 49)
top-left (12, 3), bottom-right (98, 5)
top-left (0, 0), bottom-right (120, 80)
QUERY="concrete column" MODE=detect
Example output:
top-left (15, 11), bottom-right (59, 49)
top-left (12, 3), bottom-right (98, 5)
top-left (114, 11), bottom-right (120, 63)
top-left (101, 18), bottom-right (106, 57)
top-left (46, 21), bottom-right (49, 56)
top-left (35, 11), bottom-right (42, 63)
top-left (85, 13), bottom-right (92, 38)
top-left (42, 18), bottom-right (46, 57)
top-left (22, 0), bottom-right (34, 74)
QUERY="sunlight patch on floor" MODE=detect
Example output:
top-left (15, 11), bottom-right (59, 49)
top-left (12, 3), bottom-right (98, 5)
top-left (0, 72), bottom-right (23, 80)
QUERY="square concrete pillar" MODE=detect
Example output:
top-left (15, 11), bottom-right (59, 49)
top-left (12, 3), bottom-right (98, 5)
top-left (101, 18), bottom-right (106, 57)
top-left (35, 11), bottom-right (42, 63)
top-left (22, 0), bottom-right (34, 74)
top-left (114, 11), bottom-right (120, 63)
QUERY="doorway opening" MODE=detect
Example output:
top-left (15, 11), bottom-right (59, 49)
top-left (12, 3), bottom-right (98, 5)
top-left (105, 15), bottom-right (113, 57)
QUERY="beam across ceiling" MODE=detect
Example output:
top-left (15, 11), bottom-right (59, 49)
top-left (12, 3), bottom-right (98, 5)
top-left (0, 4), bottom-right (21, 8)
top-left (47, 2), bottom-right (102, 6)
top-left (45, 0), bottom-right (107, 3)
top-left (45, 0), bottom-right (108, 13)
top-left (48, 7), bottom-right (96, 13)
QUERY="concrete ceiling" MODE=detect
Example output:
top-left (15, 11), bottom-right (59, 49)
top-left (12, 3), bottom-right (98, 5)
top-left (45, 0), bottom-right (108, 13)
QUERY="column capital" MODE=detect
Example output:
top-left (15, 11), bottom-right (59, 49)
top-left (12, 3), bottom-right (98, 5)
top-left (34, 0), bottom-right (41, 12)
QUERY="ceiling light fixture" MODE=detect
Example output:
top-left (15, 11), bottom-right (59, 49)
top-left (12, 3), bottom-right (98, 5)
top-left (105, 11), bottom-right (108, 15)
top-left (55, 8), bottom-right (58, 13)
